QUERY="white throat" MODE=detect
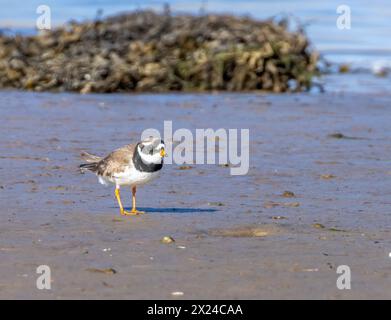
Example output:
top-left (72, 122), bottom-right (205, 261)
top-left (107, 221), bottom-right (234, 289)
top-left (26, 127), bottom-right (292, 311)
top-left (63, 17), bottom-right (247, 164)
top-left (137, 145), bottom-right (162, 165)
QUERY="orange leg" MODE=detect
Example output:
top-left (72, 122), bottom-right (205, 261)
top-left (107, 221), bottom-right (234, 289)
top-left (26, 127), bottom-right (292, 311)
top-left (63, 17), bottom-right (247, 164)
top-left (130, 186), bottom-right (145, 214)
top-left (115, 187), bottom-right (137, 216)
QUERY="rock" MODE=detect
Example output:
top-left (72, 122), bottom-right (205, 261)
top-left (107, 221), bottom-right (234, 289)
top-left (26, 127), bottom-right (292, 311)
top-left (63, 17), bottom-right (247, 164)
top-left (161, 236), bottom-right (175, 244)
top-left (80, 82), bottom-right (92, 94)
top-left (328, 132), bottom-right (346, 139)
top-left (208, 202), bottom-right (224, 206)
top-left (339, 64), bottom-right (350, 73)
top-left (0, 10), bottom-right (319, 93)
top-left (86, 268), bottom-right (117, 274)
top-left (320, 174), bottom-right (336, 180)
top-left (328, 227), bottom-right (346, 232)
top-left (264, 201), bottom-right (280, 208)
top-left (285, 202), bottom-right (300, 207)
top-left (271, 216), bottom-right (287, 220)
top-left (328, 132), bottom-right (363, 140)
top-left (282, 191), bottom-right (295, 198)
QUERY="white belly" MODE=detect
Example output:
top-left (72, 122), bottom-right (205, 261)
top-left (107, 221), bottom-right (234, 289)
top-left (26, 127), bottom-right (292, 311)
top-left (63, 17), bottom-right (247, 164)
top-left (98, 167), bottom-right (160, 187)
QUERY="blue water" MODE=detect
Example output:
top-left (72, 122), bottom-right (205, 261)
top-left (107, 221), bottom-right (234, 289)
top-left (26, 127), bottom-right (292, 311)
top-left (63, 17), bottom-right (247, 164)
top-left (0, 0), bottom-right (390, 91)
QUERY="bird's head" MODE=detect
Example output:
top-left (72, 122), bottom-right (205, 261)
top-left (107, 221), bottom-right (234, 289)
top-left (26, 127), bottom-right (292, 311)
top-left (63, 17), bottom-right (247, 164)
top-left (137, 137), bottom-right (166, 165)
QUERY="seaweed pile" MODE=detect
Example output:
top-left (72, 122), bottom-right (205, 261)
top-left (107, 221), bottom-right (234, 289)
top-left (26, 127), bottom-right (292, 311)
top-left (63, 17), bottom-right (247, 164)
top-left (0, 10), bottom-right (319, 93)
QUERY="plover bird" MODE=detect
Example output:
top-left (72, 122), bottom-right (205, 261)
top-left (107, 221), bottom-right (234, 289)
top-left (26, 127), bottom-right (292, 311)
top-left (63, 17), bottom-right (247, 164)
top-left (80, 137), bottom-right (166, 216)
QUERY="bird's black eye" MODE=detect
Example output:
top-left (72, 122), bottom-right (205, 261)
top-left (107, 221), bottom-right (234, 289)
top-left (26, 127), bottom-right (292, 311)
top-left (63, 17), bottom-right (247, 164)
top-left (149, 149), bottom-right (154, 155)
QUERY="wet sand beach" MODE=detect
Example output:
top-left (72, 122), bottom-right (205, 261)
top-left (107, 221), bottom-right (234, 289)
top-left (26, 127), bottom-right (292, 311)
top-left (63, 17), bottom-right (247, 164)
top-left (0, 90), bottom-right (390, 299)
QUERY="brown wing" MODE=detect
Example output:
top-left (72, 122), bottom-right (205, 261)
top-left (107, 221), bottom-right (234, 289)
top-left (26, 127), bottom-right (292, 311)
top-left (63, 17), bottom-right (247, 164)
top-left (96, 143), bottom-right (137, 177)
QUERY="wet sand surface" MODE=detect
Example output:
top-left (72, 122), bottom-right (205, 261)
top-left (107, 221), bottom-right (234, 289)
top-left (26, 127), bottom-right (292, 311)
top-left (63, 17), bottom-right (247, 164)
top-left (0, 91), bottom-right (390, 299)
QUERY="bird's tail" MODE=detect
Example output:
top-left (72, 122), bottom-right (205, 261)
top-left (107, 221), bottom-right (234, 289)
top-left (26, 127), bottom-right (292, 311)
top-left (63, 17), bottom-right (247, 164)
top-left (79, 162), bottom-right (98, 171)
top-left (80, 151), bottom-right (102, 163)
top-left (79, 151), bottom-right (101, 173)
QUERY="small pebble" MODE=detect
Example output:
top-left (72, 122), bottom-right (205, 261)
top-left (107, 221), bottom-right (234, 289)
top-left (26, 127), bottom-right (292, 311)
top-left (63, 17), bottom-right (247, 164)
top-left (328, 132), bottom-right (346, 139)
top-left (282, 191), bottom-right (295, 198)
top-left (208, 202), bottom-right (224, 206)
top-left (86, 268), bottom-right (117, 275)
top-left (320, 174), bottom-right (336, 180)
top-left (272, 216), bottom-right (287, 220)
top-left (178, 166), bottom-right (193, 170)
top-left (285, 202), bottom-right (300, 207)
top-left (161, 236), bottom-right (175, 244)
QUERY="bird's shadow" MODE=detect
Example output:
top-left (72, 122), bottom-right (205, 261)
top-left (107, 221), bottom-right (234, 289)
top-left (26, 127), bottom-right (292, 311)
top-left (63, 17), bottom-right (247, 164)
top-left (121, 207), bottom-right (218, 214)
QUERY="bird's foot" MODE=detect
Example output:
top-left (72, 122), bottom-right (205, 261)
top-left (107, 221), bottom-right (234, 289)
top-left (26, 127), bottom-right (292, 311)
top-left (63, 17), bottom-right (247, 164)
top-left (131, 209), bottom-right (145, 215)
top-left (120, 209), bottom-right (145, 216)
